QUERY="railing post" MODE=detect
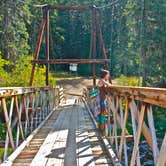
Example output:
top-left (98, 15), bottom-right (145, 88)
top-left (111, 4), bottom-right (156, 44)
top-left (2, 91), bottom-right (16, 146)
top-left (1, 98), bottom-right (15, 150)
top-left (85, 85), bottom-right (166, 166)
top-left (147, 104), bottom-right (159, 163)
top-left (3, 97), bottom-right (14, 160)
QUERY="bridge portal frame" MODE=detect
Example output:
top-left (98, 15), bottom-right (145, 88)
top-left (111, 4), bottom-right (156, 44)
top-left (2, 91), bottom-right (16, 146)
top-left (29, 5), bottom-right (110, 86)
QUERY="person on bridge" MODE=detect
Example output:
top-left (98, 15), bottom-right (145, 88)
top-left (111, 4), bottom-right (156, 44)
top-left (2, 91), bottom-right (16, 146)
top-left (97, 69), bottom-right (112, 136)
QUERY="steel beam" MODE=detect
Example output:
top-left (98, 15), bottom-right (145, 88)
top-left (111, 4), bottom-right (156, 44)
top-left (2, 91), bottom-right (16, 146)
top-left (31, 59), bottom-right (110, 64)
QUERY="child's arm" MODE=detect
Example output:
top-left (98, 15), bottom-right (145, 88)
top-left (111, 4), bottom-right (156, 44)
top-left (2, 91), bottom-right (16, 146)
top-left (101, 79), bottom-right (112, 87)
top-left (97, 79), bottom-right (104, 87)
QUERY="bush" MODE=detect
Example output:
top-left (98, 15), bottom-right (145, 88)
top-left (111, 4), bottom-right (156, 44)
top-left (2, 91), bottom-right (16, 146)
top-left (115, 74), bottom-right (142, 86)
top-left (0, 55), bottom-right (56, 87)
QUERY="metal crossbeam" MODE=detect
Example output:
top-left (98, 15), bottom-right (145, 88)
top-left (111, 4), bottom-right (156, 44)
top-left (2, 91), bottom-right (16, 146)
top-left (31, 59), bottom-right (110, 64)
top-left (48, 5), bottom-right (91, 10)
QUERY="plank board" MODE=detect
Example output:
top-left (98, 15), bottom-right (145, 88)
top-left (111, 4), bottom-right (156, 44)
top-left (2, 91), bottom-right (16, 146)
top-left (30, 101), bottom-right (95, 166)
top-left (30, 109), bottom-right (68, 166)
top-left (46, 107), bottom-right (72, 165)
top-left (76, 105), bottom-right (95, 166)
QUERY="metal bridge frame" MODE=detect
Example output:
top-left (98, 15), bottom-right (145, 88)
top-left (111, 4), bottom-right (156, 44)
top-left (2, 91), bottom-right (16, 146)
top-left (29, 5), bottom-right (110, 86)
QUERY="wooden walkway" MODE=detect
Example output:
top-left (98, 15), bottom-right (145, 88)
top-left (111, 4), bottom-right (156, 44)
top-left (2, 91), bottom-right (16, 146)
top-left (9, 99), bottom-right (111, 166)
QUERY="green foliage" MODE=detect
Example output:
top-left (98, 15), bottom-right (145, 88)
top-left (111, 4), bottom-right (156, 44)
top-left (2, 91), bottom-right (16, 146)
top-left (115, 75), bottom-right (142, 86)
top-left (0, 123), bottom-right (6, 140)
top-left (0, 55), bottom-right (10, 86)
top-left (0, 55), bottom-right (56, 87)
top-left (0, 0), bottom-right (165, 87)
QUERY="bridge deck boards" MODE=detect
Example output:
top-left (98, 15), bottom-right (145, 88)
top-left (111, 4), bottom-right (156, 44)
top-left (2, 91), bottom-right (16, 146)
top-left (30, 100), bottom-right (95, 166)
top-left (9, 99), bottom-right (112, 166)
top-left (12, 111), bottom-right (60, 166)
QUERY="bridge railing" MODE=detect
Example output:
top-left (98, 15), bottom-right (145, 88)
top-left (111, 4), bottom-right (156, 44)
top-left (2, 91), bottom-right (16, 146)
top-left (0, 86), bottom-right (59, 162)
top-left (84, 86), bottom-right (166, 166)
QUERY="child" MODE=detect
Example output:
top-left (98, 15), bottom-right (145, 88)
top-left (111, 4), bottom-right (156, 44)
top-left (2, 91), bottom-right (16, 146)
top-left (97, 69), bottom-right (112, 135)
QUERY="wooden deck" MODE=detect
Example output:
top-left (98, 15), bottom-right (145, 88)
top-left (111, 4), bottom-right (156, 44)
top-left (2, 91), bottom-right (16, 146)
top-left (8, 99), bottom-right (112, 166)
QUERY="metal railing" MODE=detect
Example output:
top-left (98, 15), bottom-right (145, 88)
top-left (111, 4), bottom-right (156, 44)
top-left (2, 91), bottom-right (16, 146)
top-left (84, 85), bottom-right (166, 166)
top-left (0, 86), bottom-right (59, 162)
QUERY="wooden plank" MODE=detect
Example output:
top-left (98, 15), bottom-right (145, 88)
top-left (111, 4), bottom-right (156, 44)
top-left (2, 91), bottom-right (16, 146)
top-left (132, 100), bottom-right (153, 149)
top-left (86, 85), bottom-right (166, 107)
top-left (15, 96), bottom-right (25, 141)
top-left (130, 100), bottom-right (141, 166)
top-left (147, 105), bottom-right (159, 164)
top-left (76, 104), bottom-right (95, 166)
top-left (108, 86), bottom-right (166, 108)
top-left (3, 97), bottom-right (14, 160)
top-left (0, 87), bottom-right (51, 98)
top-left (63, 106), bottom-right (78, 166)
top-left (65, 92), bottom-right (82, 97)
top-left (156, 134), bottom-right (166, 166)
top-left (1, 110), bottom-right (55, 166)
top-left (30, 110), bottom-right (67, 166)
top-left (118, 98), bottom-right (129, 161)
top-left (130, 104), bottom-right (145, 166)
top-left (83, 100), bottom-right (122, 166)
top-left (1, 98), bottom-right (15, 150)
top-left (46, 108), bottom-right (72, 165)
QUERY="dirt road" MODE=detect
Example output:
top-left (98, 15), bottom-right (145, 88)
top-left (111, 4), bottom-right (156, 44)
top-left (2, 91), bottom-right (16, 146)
top-left (56, 76), bottom-right (116, 98)
top-left (56, 77), bottom-right (95, 95)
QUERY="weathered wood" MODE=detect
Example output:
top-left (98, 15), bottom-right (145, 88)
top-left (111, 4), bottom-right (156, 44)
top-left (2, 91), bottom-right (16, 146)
top-left (0, 87), bottom-right (51, 98)
top-left (30, 109), bottom-right (67, 166)
top-left (23, 95), bottom-right (30, 134)
top-left (130, 99), bottom-right (141, 166)
top-left (1, 98), bottom-right (15, 150)
top-left (14, 96), bottom-right (25, 141)
top-left (156, 134), bottom-right (166, 166)
top-left (65, 92), bottom-right (82, 96)
top-left (76, 104), bottom-right (95, 166)
top-left (83, 100), bottom-right (122, 166)
top-left (1, 107), bottom-right (55, 166)
top-left (147, 105), bottom-right (159, 164)
top-left (132, 99), bottom-right (153, 149)
top-left (130, 103), bottom-right (145, 166)
top-left (118, 98), bottom-right (129, 161)
top-left (108, 85), bottom-right (166, 108)
top-left (111, 97), bottom-right (118, 151)
top-left (3, 97), bottom-right (14, 160)
top-left (64, 107), bottom-right (77, 166)
top-left (85, 85), bottom-right (166, 166)
top-left (1, 87), bottom-right (56, 164)
top-left (106, 135), bottom-right (133, 140)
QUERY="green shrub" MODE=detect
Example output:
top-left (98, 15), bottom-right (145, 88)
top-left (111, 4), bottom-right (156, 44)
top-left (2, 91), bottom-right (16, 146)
top-left (115, 74), bottom-right (142, 86)
top-left (0, 55), bottom-right (56, 87)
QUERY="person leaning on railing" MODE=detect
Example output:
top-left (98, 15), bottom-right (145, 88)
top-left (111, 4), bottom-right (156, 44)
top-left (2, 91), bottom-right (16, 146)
top-left (96, 68), bottom-right (112, 136)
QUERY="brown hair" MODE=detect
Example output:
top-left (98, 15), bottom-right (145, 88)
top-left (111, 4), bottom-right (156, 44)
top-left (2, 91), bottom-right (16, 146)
top-left (100, 68), bottom-right (110, 79)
